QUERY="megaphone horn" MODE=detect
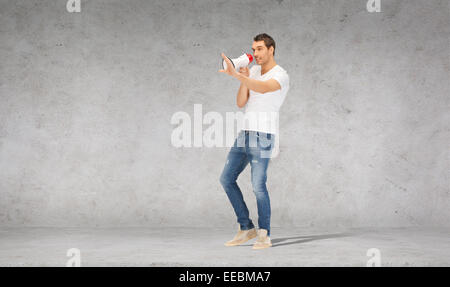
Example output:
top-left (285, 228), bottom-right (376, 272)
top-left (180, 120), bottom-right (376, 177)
top-left (222, 53), bottom-right (254, 71)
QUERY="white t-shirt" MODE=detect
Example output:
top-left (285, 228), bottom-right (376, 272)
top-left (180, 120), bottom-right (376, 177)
top-left (240, 64), bottom-right (289, 135)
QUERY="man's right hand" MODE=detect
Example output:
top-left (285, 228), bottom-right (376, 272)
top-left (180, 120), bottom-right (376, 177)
top-left (239, 66), bottom-right (250, 77)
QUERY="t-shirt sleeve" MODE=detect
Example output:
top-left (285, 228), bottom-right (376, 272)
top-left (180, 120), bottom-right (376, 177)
top-left (272, 70), bottom-right (289, 91)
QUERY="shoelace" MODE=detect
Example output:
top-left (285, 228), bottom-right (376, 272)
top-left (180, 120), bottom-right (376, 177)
top-left (256, 235), bottom-right (266, 243)
top-left (234, 231), bottom-right (246, 239)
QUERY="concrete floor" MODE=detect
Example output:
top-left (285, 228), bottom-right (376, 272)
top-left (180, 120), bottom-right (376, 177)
top-left (0, 226), bottom-right (448, 267)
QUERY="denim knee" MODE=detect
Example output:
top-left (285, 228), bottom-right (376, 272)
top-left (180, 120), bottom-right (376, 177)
top-left (251, 181), bottom-right (268, 196)
top-left (251, 172), bottom-right (267, 190)
top-left (220, 172), bottom-right (234, 187)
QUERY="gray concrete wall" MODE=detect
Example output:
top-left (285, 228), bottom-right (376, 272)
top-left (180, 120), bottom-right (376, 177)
top-left (0, 0), bottom-right (448, 228)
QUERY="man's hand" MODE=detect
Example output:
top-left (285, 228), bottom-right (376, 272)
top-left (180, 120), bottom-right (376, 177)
top-left (218, 52), bottom-right (279, 94)
top-left (218, 53), bottom-right (239, 78)
top-left (239, 66), bottom-right (249, 77)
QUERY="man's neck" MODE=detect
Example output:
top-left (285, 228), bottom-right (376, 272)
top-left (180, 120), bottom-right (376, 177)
top-left (260, 59), bottom-right (277, 75)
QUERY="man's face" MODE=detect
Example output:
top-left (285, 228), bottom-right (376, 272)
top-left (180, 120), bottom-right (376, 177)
top-left (252, 40), bottom-right (273, 65)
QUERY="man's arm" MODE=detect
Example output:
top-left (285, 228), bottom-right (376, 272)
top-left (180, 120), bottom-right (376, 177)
top-left (218, 52), bottom-right (281, 96)
top-left (236, 83), bottom-right (249, 108)
top-left (235, 74), bottom-right (281, 94)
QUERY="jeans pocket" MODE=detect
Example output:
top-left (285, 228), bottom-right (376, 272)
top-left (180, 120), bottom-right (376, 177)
top-left (257, 132), bottom-right (273, 150)
top-left (257, 131), bottom-right (271, 140)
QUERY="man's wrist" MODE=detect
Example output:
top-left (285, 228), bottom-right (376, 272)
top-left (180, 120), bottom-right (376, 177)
top-left (234, 73), bottom-right (246, 81)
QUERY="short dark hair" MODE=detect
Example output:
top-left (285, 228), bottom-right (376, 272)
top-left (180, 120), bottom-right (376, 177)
top-left (253, 33), bottom-right (276, 57)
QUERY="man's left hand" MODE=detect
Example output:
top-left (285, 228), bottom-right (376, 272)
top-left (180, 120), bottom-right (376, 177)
top-left (218, 53), bottom-right (239, 78)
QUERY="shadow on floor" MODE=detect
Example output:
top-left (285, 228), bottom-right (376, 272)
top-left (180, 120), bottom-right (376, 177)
top-left (272, 232), bottom-right (354, 247)
top-left (241, 232), bottom-right (354, 247)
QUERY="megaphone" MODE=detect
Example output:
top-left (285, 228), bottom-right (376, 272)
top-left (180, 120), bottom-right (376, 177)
top-left (222, 53), bottom-right (254, 71)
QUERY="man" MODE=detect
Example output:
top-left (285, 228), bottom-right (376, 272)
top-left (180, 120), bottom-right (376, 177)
top-left (218, 33), bottom-right (290, 249)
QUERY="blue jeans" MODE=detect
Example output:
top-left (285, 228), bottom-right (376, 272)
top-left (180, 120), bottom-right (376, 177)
top-left (220, 130), bottom-right (275, 237)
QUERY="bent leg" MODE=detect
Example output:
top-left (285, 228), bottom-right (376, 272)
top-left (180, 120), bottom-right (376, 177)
top-left (219, 135), bottom-right (254, 230)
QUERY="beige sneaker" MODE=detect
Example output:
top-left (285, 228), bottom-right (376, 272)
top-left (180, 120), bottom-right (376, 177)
top-left (252, 229), bottom-right (272, 249)
top-left (224, 227), bottom-right (257, 246)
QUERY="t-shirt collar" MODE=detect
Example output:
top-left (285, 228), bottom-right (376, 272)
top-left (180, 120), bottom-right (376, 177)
top-left (260, 64), bottom-right (278, 76)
